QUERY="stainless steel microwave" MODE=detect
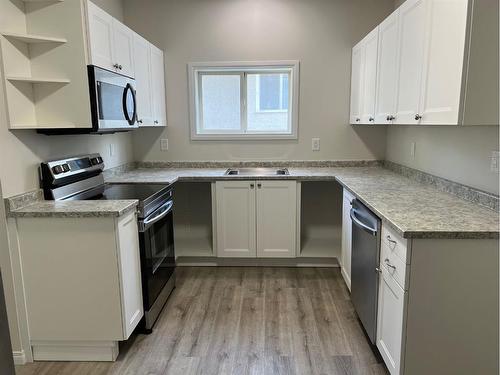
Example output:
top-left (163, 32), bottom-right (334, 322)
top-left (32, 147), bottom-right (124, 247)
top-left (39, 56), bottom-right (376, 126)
top-left (87, 65), bottom-right (138, 133)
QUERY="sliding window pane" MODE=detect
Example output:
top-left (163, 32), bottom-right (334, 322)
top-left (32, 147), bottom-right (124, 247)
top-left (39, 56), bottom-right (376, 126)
top-left (200, 74), bottom-right (241, 132)
top-left (247, 73), bottom-right (290, 133)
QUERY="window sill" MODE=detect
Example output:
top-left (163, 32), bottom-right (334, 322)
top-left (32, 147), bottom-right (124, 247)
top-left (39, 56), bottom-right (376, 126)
top-left (191, 133), bottom-right (298, 141)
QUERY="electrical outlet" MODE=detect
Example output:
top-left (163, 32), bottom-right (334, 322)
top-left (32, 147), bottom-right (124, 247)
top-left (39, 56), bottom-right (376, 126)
top-left (410, 142), bottom-right (416, 158)
top-left (109, 143), bottom-right (115, 157)
top-left (312, 138), bottom-right (320, 151)
top-left (160, 139), bottom-right (169, 151)
top-left (490, 151), bottom-right (499, 172)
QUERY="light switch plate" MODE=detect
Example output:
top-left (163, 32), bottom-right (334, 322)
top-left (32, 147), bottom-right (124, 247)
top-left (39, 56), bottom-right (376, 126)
top-left (490, 151), bottom-right (499, 172)
top-left (312, 138), bottom-right (320, 151)
top-left (160, 139), bottom-right (169, 151)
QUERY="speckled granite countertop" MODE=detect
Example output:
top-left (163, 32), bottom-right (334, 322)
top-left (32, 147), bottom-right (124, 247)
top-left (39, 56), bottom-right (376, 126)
top-left (9, 200), bottom-right (138, 218)
top-left (105, 166), bottom-right (499, 239)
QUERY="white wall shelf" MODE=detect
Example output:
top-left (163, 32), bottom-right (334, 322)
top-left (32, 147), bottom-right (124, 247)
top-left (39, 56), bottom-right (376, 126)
top-left (6, 76), bottom-right (70, 84)
top-left (1, 32), bottom-right (67, 44)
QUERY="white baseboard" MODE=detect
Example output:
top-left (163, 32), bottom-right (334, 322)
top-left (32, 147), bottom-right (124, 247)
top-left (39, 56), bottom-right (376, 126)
top-left (13, 350), bottom-right (26, 365)
top-left (31, 341), bottom-right (119, 362)
top-left (176, 256), bottom-right (340, 267)
top-left (341, 267), bottom-right (351, 291)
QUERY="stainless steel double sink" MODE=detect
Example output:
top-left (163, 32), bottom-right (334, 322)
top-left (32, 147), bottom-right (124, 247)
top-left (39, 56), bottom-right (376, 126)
top-left (224, 167), bottom-right (290, 176)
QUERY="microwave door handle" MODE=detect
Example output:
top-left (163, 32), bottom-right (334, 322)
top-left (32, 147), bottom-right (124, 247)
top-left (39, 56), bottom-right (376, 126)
top-left (122, 83), bottom-right (137, 126)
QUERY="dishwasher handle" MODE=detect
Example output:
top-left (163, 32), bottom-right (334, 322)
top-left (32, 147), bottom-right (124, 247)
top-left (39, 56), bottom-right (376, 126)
top-left (350, 208), bottom-right (377, 236)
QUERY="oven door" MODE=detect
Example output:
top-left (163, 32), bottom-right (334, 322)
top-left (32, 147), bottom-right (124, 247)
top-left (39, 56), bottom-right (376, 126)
top-left (138, 200), bottom-right (175, 310)
top-left (88, 65), bottom-right (138, 132)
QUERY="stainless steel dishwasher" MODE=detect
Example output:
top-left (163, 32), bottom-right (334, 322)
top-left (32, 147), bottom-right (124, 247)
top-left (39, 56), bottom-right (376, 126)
top-left (350, 198), bottom-right (381, 344)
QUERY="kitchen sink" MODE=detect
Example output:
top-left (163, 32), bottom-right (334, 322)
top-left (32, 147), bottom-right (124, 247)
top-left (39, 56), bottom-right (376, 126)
top-left (224, 168), bottom-right (290, 176)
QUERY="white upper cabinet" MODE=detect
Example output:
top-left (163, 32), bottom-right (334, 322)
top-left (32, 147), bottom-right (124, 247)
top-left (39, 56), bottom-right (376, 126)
top-left (133, 34), bottom-right (154, 126)
top-left (418, 0), bottom-right (468, 125)
top-left (150, 45), bottom-right (167, 127)
top-left (256, 181), bottom-right (297, 258)
top-left (393, 0), bottom-right (426, 125)
top-left (351, 0), bottom-right (497, 126)
top-left (349, 41), bottom-right (364, 124)
top-left (111, 20), bottom-right (135, 78)
top-left (360, 28), bottom-right (379, 124)
top-left (374, 10), bottom-right (400, 124)
top-left (86, 1), bottom-right (114, 72)
top-left (87, 1), bottom-right (135, 78)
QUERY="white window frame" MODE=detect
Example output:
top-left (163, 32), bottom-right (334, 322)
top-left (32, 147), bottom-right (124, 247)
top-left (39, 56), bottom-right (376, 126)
top-left (188, 61), bottom-right (299, 140)
top-left (255, 73), bottom-right (289, 113)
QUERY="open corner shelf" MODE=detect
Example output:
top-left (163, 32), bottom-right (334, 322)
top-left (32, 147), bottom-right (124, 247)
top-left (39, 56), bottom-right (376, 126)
top-left (6, 76), bottom-right (70, 84)
top-left (1, 31), bottom-right (67, 44)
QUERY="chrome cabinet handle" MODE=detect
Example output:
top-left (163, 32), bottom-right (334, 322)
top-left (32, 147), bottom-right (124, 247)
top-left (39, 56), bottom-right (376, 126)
top-left (369, 117), bottom-right (374, 122)
top-left (118, 64), bottom-right (123, 70)
top-left (386, 235), bottom-right (397, 245)
top-left (384, 258), bottom-right (396, 270)
top-left (154, 120), bottom-right (159, 124)
top-left (415, 114), bottom-right (422, 120)
top-left (113, 63), bottom-right (119, 69)
top-left (386, 115), bottom-right (395, 121)
top-left (257, 183), bottom-right (262, 188)
top-left (250, 183), bottom-right (255, 189)
top-left (355, 118), bottom-right (360, 122)
top-left (137, 119), bottom-right (143, 124)
top-left (375, 267), bottom-right (382, 274)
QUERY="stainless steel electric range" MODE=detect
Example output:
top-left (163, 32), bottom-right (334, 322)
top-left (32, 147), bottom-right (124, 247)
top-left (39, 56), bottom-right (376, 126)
top-left (40, 153), bottom-right (175, 333)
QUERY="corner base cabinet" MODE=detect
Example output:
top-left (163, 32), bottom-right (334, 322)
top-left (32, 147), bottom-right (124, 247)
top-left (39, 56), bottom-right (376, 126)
top-left (215, 180), bottom-right (297, 258)
top-left (15, 211), bottom-right (143, 361)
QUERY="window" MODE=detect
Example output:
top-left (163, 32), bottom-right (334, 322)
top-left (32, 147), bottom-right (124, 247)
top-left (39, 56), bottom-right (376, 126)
top-left (189, 61), bottom-right (299, 140)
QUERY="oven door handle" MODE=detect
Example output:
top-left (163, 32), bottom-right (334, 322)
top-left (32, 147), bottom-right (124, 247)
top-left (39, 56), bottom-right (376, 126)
top-left (142, 200), bottom-right (173, 228)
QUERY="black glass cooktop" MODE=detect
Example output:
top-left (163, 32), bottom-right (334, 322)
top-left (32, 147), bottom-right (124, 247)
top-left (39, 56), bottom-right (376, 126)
top-left (101, 183), bottom-right (170, 202)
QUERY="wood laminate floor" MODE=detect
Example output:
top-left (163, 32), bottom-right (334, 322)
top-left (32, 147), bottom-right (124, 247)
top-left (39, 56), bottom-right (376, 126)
top-left (16, 267), bottom-right (388, 375)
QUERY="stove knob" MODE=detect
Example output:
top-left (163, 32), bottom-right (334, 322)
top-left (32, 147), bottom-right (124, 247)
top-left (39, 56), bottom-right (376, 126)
top-left (52, 165), bottom-right (64, 174)
top-left (62, 164), bottom-right (70, 172)
top-left (90, 157), bottom-right (99, 165)
top-left (97, 157), bottom-right (103, 164)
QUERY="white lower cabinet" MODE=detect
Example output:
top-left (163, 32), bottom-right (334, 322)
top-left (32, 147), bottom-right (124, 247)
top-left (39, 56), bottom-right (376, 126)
top-left (341, 189), bottom-right (354, 290)
top-left (16, 211), bottom-right (143, 361)
top-left (216, 181), bottom-right (256, 257)
top-left (216, 180), bottom-right (296, 258)
top-left (377, 267), bottom-right (406, 375)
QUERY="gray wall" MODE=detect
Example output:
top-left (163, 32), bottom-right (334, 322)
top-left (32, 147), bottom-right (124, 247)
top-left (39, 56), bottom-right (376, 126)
top-left (0, 0), bottom-right (131, 198)
top-left (124, 0), bottom-right (394, 162)
top-left (386, 0), bottom-right (499, 195)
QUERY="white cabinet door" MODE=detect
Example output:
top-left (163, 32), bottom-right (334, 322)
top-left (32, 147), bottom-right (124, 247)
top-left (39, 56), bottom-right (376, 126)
top-left (360, 28), bottom-right (379, 124)
top-left (377, 267), bottom-right (406, 375)
top-left (350, 40), bottom-right (364, 124)
top-left (111, 20), bottom-right (135, 78)
top-left (151, 45), bottom-right (167, 127)
top-left (216, 181), bottom-right (256, 258)
top-left (116, 212), bottom-right (143, 339)
top-left (374, 10), bottom-right (400, 124)
top-left (256, 181), bottom-right (297, 258)
top-left (133, 34), bottom-right (154, 126)
top-left (341, 189), bottom-right (354, 290)
top-left (87, 1), bottom-right (115, 72)
top-left (418, 0), bottom-right (468, 125)
top-left (394, 0), bottom-right (427, 125)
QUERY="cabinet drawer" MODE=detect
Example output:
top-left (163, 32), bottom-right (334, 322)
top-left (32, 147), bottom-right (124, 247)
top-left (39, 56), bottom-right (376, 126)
top-left (381, 240), bottom-right (409, 290)
top-left (381, 224), bottom-right (408, 264)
